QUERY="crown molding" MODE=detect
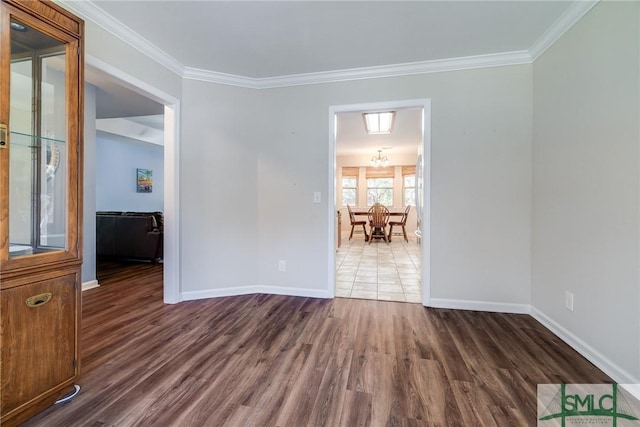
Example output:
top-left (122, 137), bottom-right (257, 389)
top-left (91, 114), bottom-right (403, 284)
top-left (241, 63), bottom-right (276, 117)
top-left (55, 0), bottom-right (595, 89)
top-left (184, 51), bottom-right (532, 90)
top-left (183, 68), bottom-right (262, 89)
top-left (54, 0), bottom-right (185, 77)
top-left (529, 0), bottom-right (599, 61)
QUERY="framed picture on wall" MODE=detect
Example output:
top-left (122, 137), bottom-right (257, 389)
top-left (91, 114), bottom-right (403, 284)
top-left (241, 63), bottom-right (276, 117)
top-left (136, 168), bottom-right (153, 193)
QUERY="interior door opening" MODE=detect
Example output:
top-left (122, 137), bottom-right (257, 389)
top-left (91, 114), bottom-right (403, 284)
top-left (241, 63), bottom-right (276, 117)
top-left (84, 57), bottom-right (180, 304)
top-left (328, 99), bottom-right (431, 306)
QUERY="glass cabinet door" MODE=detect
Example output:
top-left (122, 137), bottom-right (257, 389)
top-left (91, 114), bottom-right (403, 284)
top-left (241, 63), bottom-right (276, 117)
top-left (0, 2), bottom-right (82, 424)
top-left (7, 17), bottom-right (68, 258)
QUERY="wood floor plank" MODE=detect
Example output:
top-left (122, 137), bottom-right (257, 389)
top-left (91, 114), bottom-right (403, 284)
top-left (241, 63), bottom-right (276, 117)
top-left (241, 343), bottom-right (313, 427)
top-left (345, 351), bottom-right (395, 424)
top-left (338, 391), bottom-right (372, 427)
top-left (274, 339), bottom-right (335, 427)
top-left (306, 348), bottom-right (352, 427)
top-left (20, 261), bottom-right (616, 427)
top-left (450, 380), bottom-right (498, 427)
top-left (441, 311), bottom-right (518, 409)
top-left (428, 310), bottom-right (475, 383)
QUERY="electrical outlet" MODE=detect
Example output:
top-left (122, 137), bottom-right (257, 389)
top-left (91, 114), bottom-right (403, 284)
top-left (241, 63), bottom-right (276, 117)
top-left (565, 291), bottom-right (574, 312)
top-left (278, 260), bottom-right (286, 272)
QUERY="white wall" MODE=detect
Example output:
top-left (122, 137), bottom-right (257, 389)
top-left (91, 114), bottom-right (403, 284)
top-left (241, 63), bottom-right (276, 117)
top-left (178, 65), bottom-right (533, 307)
top-left (95, 136), bottom-right (164, 212)
top-left (82, 84), bottom-right (97, 284)
top-left (259, 69), bottom-right (532, 303)
top-left (179, 82), bottom-right (260, 295)
top-left (532, 1), bottom-right (640, 383)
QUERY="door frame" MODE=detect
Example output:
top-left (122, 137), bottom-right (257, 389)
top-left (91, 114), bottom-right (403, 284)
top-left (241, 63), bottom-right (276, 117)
top-left (86, 55), bottom-right (181, 304)
top-left (327, 99), bottom-right (431, 306)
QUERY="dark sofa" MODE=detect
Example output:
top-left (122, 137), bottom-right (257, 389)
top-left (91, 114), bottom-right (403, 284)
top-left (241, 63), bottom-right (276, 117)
top-left (96, 211), bottom-right (163, 262)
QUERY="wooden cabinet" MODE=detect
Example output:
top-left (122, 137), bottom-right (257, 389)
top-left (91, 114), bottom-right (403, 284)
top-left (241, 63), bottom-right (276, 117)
top-left (0, 1), bottom-right (83, 425)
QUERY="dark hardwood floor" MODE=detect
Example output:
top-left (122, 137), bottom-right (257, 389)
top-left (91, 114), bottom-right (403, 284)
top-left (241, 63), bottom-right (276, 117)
top-left (22, 262), bottom-right (611, 426)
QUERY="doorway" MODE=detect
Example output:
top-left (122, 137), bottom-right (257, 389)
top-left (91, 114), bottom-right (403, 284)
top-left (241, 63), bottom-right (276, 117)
top-left (328, 99), bottom-right (431, 306)
top-left (85, 56), bottom-right (180, 304)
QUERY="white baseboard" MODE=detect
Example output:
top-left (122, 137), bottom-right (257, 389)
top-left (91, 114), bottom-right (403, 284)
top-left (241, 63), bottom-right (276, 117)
top-left (82, 280), bottom-right (100, 291)
top-left (429, 297), bottom-right (531, 314)
top-left (181, 285), bottom-right (332, 302)
top-left (531, 306), bottom-right (640, 386)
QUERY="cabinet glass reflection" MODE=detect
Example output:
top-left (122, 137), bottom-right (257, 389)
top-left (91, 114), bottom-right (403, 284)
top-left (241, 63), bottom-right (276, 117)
top-left (9, 19), bottom-right (67, 257)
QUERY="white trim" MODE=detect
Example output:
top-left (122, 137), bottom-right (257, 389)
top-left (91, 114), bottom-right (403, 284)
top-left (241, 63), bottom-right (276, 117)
top-left (54, 0), bottom-right (184, 76)
top-left (183, 68), bottom-right (261, 89)
top-left (327, 110), bottom-right (337, 300)
top-left (637, 0), bottom-right (640, 401)
top-left (184, 51), bottom-right (531, 89)
top-left (81, 280), bottom-right (99, 291)
top-left (637, 0), bottom-right (640, 396)
top-left (529, 1), bottom-right (599, 61)
top-left (420, 101), bottom-right (432, 307)
top-left (181, 286), bottom-right (331, 302)
top-left (531, 306), bottom-right (640, 385)
top-left (328, 99), bottom-right (431, 307)
top-left (429, 298), bottom-right (530, 314)
top-left (163, 104), bottom-right (181, 304)
top-left (85, 56), bottom-right (182, 304)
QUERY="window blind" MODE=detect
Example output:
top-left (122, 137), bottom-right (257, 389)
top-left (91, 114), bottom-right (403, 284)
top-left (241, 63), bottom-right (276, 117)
top-left (341, 166), bottom-right (359, 177)
top-left (402, 165), bottom-right (416, 176)
top-left (366, 166), bottom-right (394, 179)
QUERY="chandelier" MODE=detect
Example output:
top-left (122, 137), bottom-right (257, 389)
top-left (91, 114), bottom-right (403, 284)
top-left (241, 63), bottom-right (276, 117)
top-left (370, 149), bottom-right (389, 167)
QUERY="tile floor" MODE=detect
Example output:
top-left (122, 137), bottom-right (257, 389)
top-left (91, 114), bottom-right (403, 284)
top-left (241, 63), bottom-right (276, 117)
top-left (335, 232), bottom-right (422, 303)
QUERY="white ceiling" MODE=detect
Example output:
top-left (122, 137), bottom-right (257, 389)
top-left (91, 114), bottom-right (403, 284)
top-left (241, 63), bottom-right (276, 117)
top-left (90, 0), bottom-right (575, 79)
top-left (337, 109), bottom-right (422, 156)
top-left (85, 65), bottom-right (163, 119)
top-left (76, 0), bottom-right (587, 153)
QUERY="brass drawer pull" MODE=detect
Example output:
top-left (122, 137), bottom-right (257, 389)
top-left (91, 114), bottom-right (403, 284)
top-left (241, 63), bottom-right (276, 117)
top-left (25, 293), bottom-right (52, 308)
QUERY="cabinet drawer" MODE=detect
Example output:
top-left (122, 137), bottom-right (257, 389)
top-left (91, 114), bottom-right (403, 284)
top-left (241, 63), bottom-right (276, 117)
top-left (1, 274), bottom-right (78, 415)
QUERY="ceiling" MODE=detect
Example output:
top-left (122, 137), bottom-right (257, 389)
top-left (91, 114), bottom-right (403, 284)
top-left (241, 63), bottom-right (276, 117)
top-left (337, 109), bottom-right (422, 156)
top-left (78, 1), bottom-right (583, 153)
top-left (90, 1), bottom-right (575, 79)
top-left (85, 66), bottom-right (164, 119)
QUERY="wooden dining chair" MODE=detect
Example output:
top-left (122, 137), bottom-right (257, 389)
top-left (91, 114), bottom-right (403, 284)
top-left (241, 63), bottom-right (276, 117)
top-left (388, 205), bottom-right (411, 243)
top-left (347, 205), bottom-right (368, 241)
top-left (367, 204), bottom-right (390, 244)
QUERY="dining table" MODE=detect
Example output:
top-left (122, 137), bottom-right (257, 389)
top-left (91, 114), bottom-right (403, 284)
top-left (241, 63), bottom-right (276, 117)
top-left (350, 207), bottom-right (405, 242)
top-left (350, 207), bottom-right (406, 217)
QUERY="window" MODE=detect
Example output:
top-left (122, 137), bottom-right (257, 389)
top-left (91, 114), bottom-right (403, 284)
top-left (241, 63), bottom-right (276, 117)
top-left (404, 175), bottom-right (416, 206)
top-left (342, 177), bottom-right (357, 206)
top-left (367, 178), bottom-right (393, 206)
top-left (341, 167), bottom-right (359, 206)
top-left (402, 165), bottom-right (416, 207)
top-left (366, 166), bottom-right (394, 206)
